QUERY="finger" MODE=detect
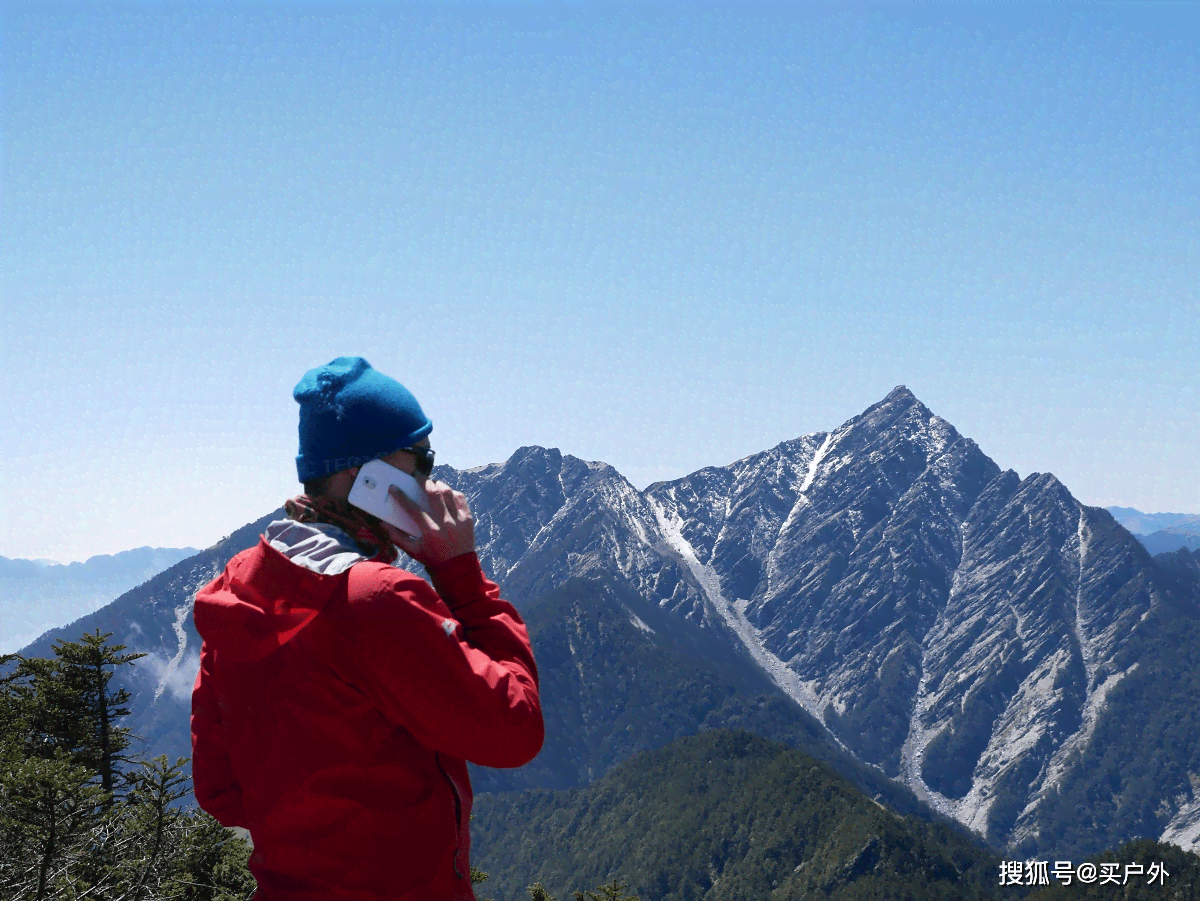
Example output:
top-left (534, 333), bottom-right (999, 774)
top-left (425, 481), bottom-right (455, 520)
top-left (389, 483), bottom-right (429, 506)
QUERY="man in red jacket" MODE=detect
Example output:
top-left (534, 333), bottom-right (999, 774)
top-left (191, 356), bottom-right (543, 901)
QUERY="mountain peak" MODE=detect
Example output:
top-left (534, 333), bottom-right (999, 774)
top-left (507, 445), bottom-right (560, 463)
top-left (1022, 471), bottom-right (1068, 491)
top-left (831, 386), bottom-right (950, 458)
top-left (858, 385), bottom-right (931, 423)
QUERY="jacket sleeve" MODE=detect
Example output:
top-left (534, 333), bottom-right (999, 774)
top-left (190, 641), bottom-right (247, 827)
top-left (344, 553), bottom-right (544, 768)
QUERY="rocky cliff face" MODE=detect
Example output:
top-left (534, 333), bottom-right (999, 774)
top-left (624, 388), bottom-right (1191, 851)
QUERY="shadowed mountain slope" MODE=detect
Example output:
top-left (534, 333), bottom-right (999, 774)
top-left (469, 574), bottom-right (941, 825)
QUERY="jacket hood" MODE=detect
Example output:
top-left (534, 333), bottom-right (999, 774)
top-left (193, 520), bottom-right (372, 663)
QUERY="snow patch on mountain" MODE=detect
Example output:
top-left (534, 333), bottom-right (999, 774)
top-left (629, 614), bottom-right (654, 635)
top-left (154, 600), bottom-right (194, 702)
top-left (800, 432), bottom-right (835, 494)
top-left (614, 484), bottom-right (651, 547)
top-left (1010, 663), bottom-right (1139, 845)
top-left (915, 416), bottom-right (954, 457)
top-left (1074, 510), bottom-right (1097, 687)
top-left (899, 663), bottom-right (963, 824)
top-left (143, 567), bottom-right (219, 704)
top-left (772, 431), bottom-right (835, 548)
top-left (649, 495), bottom-right (847, 751)
top-left (1161, 797), bottom-right (1200, 854)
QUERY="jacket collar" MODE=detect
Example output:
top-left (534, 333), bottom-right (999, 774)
top-left (264, 519), bottom-right (367, 576)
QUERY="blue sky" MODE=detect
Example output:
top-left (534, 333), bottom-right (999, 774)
top-left (2, 1), bottom-right (1197, 563)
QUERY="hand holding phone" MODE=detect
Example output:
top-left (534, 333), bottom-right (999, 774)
top-left (347, 459), bottom-right (431, 539)
top-left (386, 479), bottom-right (478, 567)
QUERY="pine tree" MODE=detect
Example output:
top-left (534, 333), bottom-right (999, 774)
top-left (3, 653), bottom-right (94, 769)
top-left (572, 879), bottom-right (641, 901)
top-left (1, 651), bottom-right (113, 900)
top-left (2, 630), bottom-right (146, 806)
top-left (123, 755), bottom-right (194, 901)
top-left (525, 879), bottom-right (641, 901)
top-left (52, 629), bottom-right (147, 806)
top-left (1, 637), bottom-right (254, 900)
top-left (163, 811), bottom-right (256, 901)
top-left (0, 748), bottom-right (111, 899)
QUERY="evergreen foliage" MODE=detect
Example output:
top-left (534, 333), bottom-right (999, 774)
top-left (2, 629), bottom-right (147, 805)
top-left (0, 634), bottom-right (255, 901)
top-left (1024, 839), bottom-right (1200, 900)
top-left (525, 878), bottom-right (641, 901)
top-left (471, 728), bottom-right (1009, 901)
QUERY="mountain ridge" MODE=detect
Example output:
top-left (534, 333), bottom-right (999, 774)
top-left (8, 386), bottom-right (1198, 862)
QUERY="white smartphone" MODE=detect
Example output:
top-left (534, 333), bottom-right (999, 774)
top-left (347, 459), bottom-right (432, 539)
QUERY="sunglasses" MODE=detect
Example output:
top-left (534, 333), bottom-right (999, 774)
top-left (398, 445), bottom-right (436, 477)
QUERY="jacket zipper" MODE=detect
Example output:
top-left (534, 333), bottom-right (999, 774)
top-left (435, 753), bottom-right (465, 880)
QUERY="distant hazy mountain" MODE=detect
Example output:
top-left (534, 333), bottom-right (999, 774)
top-left (1140, 526), bottom-right (1200, 555)
top-left (10, 387), bottom-right (1200, 866)
top-left (0, 547), bottom-right (198, 654)
top-left (1106, 507), bottom-right (1200, 537)
top-left (1142, 529), bottom-right (1200, 555)
top-left (1106, 508), bottom-right (1200, 555)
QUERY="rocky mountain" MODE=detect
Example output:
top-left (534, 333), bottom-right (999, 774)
top-left (438, 388), bottom-right (1200, 859)
top-left (467, 572), bottom-right (940, 827)
top-left (9, 386), bottom-right (1199, 864)
top-left (0, 546), bottom-right (198, 654)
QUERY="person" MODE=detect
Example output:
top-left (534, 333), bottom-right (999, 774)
top-left (190, 356), bottom-right (543, 901)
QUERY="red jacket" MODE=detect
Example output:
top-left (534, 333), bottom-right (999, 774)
top-left (190, 520), bottom-right (543, 901)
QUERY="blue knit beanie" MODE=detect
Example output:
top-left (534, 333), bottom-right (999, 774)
top-left (293, 357), bottom-right (433, 483)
